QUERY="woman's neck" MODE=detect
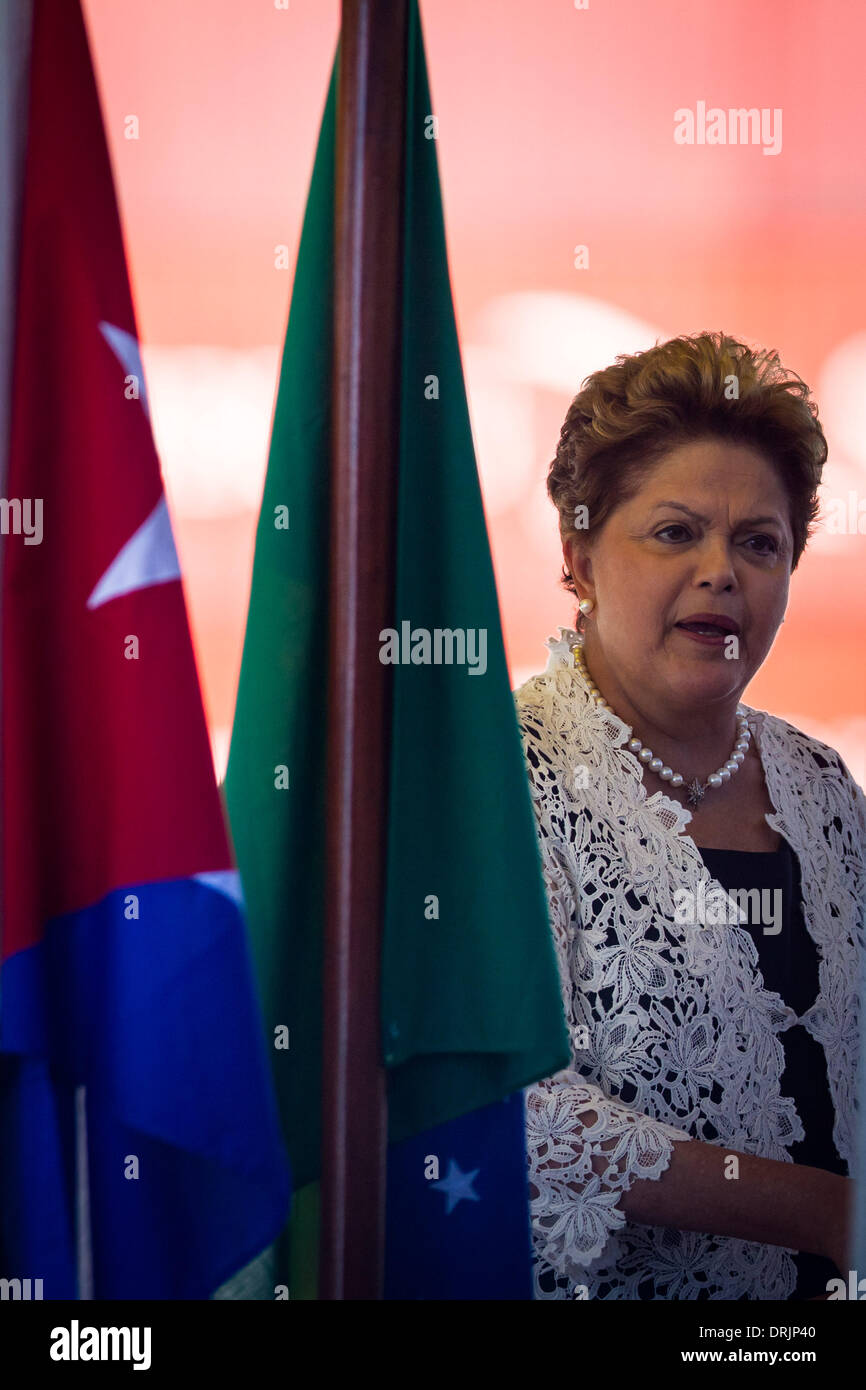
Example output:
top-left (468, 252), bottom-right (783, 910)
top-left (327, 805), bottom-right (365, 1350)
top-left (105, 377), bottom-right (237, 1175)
top-left (577, 637), bottom-right (746, 786)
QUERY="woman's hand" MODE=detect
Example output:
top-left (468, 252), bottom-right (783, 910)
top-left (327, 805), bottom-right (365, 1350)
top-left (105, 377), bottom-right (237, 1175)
top-left (620, 1141), bottom-right (855, 1276)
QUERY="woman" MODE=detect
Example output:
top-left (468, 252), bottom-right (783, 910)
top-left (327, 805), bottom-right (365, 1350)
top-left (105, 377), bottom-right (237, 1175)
top-left (515, 331), bottom-right (865, 1300)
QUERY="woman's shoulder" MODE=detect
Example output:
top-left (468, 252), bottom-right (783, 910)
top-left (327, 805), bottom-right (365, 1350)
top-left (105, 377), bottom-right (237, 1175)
top-left (513, 626), bottom-right (577, 687)
top-left (746, 705), bottom-right (866, 852)
top-left (511, 627), bottom-right (601, 746)
top-left (748, 703), bottom-right (863, 793)
top-left (512, 631), bottom-right (636, 820)
top-left (513, 628), bottom-right (567, 712)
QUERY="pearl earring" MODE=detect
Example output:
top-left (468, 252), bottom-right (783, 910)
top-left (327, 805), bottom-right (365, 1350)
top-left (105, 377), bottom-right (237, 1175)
top-left (578, 597), bottom-right (595, 615)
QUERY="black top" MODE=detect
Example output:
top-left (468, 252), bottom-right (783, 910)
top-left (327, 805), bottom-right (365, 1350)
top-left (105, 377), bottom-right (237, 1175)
top-left (698, 839), bottom-right (846, 1301)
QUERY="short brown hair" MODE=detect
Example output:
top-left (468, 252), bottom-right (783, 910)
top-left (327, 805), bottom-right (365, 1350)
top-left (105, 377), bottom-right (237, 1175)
top-left (548, 331), bottom-right (827, 603)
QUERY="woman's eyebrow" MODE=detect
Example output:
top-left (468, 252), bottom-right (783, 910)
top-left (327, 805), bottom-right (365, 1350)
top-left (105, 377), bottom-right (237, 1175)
top-left (649, 501), bottom-right (708, 521)
top-left (649, 500), bottom-right (782, 527)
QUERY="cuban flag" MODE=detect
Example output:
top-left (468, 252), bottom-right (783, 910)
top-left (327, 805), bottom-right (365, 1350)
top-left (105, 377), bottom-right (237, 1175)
top-left (0, 0), bottom-right (290, 1297)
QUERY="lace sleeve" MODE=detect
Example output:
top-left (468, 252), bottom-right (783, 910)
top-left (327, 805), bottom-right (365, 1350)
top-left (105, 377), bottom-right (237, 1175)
top-left (525, 1073), bottom-right (689, 1278)
top-left (837, 753), bottom-right (866, 842)
top-left (519, 712), bottom-right (691, 1280)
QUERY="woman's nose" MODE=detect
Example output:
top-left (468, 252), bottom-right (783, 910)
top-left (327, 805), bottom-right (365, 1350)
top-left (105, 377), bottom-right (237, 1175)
top-left (691, 537), bottom-right (739, 590)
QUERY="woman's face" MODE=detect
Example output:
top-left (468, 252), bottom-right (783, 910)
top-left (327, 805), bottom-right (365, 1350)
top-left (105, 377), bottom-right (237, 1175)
top-left (564, 438), bottom-right (795, 714)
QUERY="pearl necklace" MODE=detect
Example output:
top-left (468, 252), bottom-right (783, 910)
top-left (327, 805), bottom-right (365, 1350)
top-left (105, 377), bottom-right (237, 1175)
top-left (570, 639), bottom-right (751, 808)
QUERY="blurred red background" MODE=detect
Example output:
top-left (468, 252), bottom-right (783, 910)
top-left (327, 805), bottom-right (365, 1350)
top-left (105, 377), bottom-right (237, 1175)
top-left (82, 0), bottom-right (866, 783)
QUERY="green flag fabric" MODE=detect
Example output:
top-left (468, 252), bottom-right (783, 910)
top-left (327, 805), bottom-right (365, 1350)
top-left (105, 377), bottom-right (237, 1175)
top-left (381, 4), bottom-right (569, 1137)
top-left (224, 60), bottom-right (335, 1198)
top-left (224, 0), bottom-right (568, 1241)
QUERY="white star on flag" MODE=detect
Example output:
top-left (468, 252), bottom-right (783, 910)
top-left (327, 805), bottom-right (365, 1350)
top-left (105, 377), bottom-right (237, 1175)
top-left (86, 322), bottom-right (181, 609)
top-left (430, 1159), bottom-right (481, 1215)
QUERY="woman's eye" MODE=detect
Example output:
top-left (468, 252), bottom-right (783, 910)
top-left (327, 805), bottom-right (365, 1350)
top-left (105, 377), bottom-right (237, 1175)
top-left (745, 534), bottom-right (779, 555)
top-left (655, 524), bottom-right (691, 542)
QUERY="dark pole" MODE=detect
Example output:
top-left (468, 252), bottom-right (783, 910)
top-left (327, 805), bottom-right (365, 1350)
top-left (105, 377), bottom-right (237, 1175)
top-left (320, 0), bottom-right (408, 1299)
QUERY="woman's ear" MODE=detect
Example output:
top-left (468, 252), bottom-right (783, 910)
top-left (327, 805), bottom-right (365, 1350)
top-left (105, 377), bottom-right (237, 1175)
top-left (563, 537), bottom-right (595, 601)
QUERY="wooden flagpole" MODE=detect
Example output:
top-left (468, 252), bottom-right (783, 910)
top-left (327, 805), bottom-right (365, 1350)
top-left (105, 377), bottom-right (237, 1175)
top-left (320, 0), bottom-right (408, 1299)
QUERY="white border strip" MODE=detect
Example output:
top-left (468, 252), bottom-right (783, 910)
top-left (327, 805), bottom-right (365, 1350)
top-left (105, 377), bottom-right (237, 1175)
top-left (74, 1084), bottom-right (94, 1300)
top-left (0, 0), bottom-right (33, 497)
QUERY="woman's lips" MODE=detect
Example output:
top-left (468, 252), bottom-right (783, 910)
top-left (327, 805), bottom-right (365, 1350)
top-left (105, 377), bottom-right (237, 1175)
top-left (675, 623), bottom-right (732, 646)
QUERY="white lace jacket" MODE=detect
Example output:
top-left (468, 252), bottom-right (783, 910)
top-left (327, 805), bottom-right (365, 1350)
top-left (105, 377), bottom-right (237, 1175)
top-left (514, 626), bottom-right (866, 1301)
